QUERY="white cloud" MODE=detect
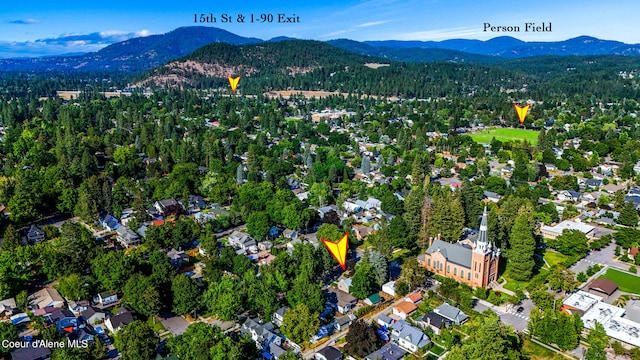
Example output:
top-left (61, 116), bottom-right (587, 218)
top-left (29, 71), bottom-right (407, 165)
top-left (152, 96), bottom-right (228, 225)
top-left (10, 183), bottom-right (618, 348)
top-left (356, 20), bottom-right (393, 28)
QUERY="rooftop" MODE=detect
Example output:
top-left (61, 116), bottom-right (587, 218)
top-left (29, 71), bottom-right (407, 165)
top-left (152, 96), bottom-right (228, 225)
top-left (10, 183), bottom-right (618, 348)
top-left (562, 291), bottom-right (603, 313)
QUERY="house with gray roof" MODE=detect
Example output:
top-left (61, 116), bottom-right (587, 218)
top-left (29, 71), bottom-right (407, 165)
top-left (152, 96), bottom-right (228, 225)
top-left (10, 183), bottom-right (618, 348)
top-left (434, 303), bottom-right (469, 325)
top-left (365, 342), bottom-right (407, 360)
top-left (116, 225), bottom-right (140, 248)
top-left (389, 320), bottom-right (430, 353)
top-left (272, 306), bottom-right (288, 327)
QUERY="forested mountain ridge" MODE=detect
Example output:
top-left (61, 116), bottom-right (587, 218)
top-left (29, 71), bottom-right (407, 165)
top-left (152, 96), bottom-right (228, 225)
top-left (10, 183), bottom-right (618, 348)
top-left (136, 40), bottom-right (526, 98)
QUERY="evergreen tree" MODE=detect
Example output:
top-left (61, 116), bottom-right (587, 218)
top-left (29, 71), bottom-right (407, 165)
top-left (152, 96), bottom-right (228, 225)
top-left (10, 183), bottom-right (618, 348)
top-left (403, 187), bottom-right (424, 241)
top-left (618, 201), bottom-right (639, 227)
top-left (507, 213), bottom-right (536, 281)
top-left (236, 164), bottom-right (246, 184)
top-left (360, 155), bottom-right (371, 174)
top-left (2, 225), bottom-right (22, 250)
top-left (429, 190), bottom-right (465, 242)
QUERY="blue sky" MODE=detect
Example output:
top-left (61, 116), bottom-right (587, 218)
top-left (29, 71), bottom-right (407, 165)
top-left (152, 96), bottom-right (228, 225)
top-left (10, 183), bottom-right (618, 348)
top-left (1, 0), bottom-right (639, 57)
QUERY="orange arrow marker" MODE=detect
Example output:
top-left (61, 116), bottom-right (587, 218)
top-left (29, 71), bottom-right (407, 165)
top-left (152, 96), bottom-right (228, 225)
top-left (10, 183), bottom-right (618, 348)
top-left (514, 103), bottom-right (530, 125)
top-left (321, 232), bottom-right (349, 270)
top-left (228, 75), bottom-right (241, 93)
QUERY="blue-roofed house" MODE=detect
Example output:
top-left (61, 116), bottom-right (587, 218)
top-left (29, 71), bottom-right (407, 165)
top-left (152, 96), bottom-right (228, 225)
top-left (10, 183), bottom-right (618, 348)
top-left (99, 213), bottom-right (120, 231)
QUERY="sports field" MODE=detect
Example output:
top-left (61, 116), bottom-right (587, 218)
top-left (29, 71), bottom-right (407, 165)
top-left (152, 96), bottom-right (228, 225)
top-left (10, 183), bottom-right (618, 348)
top-left (469, 128), bottom-right (539, 144)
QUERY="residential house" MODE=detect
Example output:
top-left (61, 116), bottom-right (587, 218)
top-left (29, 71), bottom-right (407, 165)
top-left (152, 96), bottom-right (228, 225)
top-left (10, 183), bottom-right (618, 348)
top-left (93, 291), bottom-right (117, 307)
top-left (241, 318), bottom-right (287, 358)
top-left (405, 292), bottom-right (422, 305)
top-left (365, 293), bottom-right (383, 306)
top-left (26, 225), bottom-right (45, 243)
top-left (105, 308), bottom-right (134, 333)
top-left (272, 306), bottom-right (288, 327)
top-left (227, 231), bottom-right (257, 252)
top-left (29, 287), bottom-right (64, 310)
top-left (153, 198), bottom-right (183, 217)
top-left (282, 229), bottom-right (298, 240)
top-left (558, 189), bottom-right (582, 202)
top-left (315, 346), bottom-right (343, 360)
top-left (186, 195), bottom-right (206, 214)
top-left (418, 312), bottom-right (449, 335)
top-left (353, 225), bottom-right (375, 241)
top-left (317, 206), bottom-right (339, 220)
top-left (434, 303), bottom-right (469, 325)
top-left (585, 179), bottom-right (603, 188)
top-left (48, 309), bottom-right (78, 333)
top-left (0, 297), bottom-right (17, 318)
top-left (10, 347), bottom-right (51, 360)
top-left (378, 314), bottom-right (394, 328)
top-left (334, 314), bottom-right (356, 331)
top-left (82, 306), bottom-right (106, 325)
top-left (67, 300), bottom-right (89, 316)
top-left (10, 312), bottom-right (31, 326)
top-left (482, 191), bottom-right (502, 203)
top-left (99, 213), bottom-right (120, 231)
top-left (166, 249), bottom-right (189, 268)
top-left (194, 212), bottom-right (216, 224)
top-left (389, 320), bottom-right (431, 353)
top-left (258, 241), bottom-right (274, 251)
top-left (382, 281), bottom-right (397, 297)
top-left (326, 287), bottom-right (357, 314)
top-left (337, 278), bottom-right (352, 294)
top-left (75, 327), bottom-right (95, 344)
top-left (392, 302), bottom-right (417, 320)
top-left (116, 226), bottom-right (141, 247)
top-left (365, 343), bottom-right (407, 360)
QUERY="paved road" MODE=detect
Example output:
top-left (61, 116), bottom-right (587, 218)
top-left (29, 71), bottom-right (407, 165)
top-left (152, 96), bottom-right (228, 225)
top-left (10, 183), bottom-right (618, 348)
top-left (570, 242), bottom-right (626, 274)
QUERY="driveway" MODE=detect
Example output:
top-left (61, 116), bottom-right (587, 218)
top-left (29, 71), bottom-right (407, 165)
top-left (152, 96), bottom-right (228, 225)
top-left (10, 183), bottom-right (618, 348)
top-left (159, 314), bottom-right (190, 336)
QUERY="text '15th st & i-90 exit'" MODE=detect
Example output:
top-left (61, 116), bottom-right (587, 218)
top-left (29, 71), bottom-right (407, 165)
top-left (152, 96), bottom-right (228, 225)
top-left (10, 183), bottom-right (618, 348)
top-left (194, 13), bottom-right (300, 23)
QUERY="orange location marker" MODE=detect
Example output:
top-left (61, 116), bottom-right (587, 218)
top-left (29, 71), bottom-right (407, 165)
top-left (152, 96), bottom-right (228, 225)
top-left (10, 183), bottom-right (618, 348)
top-left (321, 232), bottom-right (349, 270)
top-left (514, 103), bottom-right (530, 125)
top-left (228, 75), bottom-right (241, 93)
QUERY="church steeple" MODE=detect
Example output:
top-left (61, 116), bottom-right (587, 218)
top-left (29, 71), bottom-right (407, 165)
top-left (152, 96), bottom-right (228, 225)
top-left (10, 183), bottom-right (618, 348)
top-left (476, 206), bottom-right (489, 252)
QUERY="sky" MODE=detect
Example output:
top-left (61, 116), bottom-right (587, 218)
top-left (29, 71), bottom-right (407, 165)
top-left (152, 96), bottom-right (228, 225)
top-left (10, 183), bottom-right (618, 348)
top-left (1, 0), bottom-right (639, 58)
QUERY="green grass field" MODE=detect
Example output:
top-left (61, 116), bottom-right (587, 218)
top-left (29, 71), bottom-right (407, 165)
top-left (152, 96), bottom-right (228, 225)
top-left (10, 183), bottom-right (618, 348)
top-left (469, 128), bottom-right (539, 144)
top-left (599, 269), bottom-right (640, 294)
top-left (543, 250), bottom-right (569, 269)
top-left (522, 339), bottom-right (565, 360)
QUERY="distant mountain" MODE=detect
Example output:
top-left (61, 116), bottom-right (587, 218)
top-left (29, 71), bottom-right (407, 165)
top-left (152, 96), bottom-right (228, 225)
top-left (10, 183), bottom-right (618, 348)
top-left (0, 27), bottom-right (262, 72)
top-left (363, 35), bottom-right (640, 58)
top-left (327, 39), bottom-right (500, 63)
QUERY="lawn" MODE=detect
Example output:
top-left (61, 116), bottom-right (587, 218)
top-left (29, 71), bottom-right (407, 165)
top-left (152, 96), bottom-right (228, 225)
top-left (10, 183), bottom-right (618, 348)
top-left (469, 127), bottom-right (539, 144)
top-left (522, 339), bottom-right (565, 360)
top-left (430, 344), bottom-right (445, 356)
top-left (599, 269), bottom-right (640, 294)
top-left (542, 250), bottom-right (569, 269)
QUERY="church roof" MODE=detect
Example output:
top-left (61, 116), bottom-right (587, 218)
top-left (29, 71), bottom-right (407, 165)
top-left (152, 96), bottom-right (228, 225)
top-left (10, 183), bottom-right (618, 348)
top-left (425, 239), bottom-right (472, 268)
